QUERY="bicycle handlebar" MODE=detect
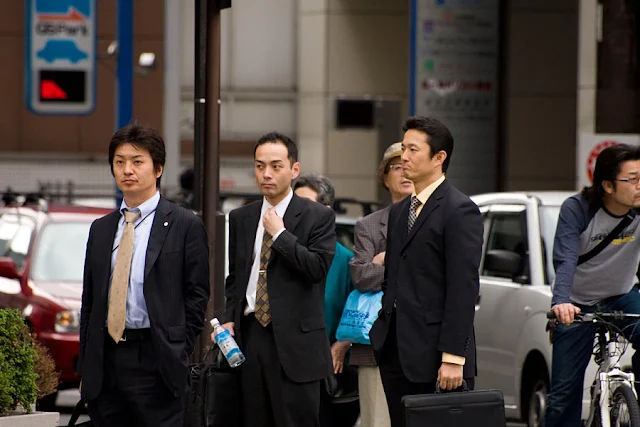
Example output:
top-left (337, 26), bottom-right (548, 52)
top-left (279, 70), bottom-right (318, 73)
top-left (547, 310), bottom-right (640, 321)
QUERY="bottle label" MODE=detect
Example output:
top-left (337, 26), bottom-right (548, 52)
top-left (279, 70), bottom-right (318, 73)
top-left (216, 330), bottom-right (237, 356)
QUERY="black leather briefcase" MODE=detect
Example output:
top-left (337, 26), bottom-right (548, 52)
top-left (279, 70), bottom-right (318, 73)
top-left (401, 382), bottom-right (506, 427)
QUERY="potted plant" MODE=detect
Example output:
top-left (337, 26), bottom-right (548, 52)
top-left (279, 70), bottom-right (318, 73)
top-left (0, 308), bottom-right (60, 426)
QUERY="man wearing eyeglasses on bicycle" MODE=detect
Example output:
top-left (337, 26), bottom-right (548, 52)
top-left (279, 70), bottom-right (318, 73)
top-left (546, 144), bottom-right (640, 427)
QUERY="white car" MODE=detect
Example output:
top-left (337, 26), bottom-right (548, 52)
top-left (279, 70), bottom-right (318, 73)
top-left (472, 191), bottom-right (633, 426)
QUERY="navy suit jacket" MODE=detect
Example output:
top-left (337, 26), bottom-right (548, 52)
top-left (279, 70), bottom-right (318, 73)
top-left (224, 193), bottom-right (336, 383)
top-left (78, 197), bottom-right (210, 399)
top-left (370, 180), bottom-right (483, 383)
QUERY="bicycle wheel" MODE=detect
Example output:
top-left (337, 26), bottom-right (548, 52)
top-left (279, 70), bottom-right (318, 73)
top-left (610, 384), bottom-right (640, 427)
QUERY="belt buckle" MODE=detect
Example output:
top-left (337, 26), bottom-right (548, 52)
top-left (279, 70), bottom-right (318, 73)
top-left (120, 332), bottom-right (127, 342)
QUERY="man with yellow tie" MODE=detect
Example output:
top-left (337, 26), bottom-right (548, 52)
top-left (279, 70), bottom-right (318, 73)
top-left (78, 122), bottom-right (210, 427)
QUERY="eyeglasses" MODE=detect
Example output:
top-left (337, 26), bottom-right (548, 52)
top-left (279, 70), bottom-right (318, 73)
top-left (615, 176), bottom-right (640, 185)
top-left (388, 164), bottom-right (403, 172)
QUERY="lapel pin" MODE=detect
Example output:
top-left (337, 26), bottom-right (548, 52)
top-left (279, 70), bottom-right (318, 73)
top-left (164, 222), bottom-right (168, 227)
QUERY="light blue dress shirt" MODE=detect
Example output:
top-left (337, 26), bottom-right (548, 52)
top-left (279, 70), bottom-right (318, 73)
top-left (109, 191), bottom-right (160, 329)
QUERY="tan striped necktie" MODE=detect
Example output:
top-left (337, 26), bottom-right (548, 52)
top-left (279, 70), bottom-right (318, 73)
top-left (254, 230), bottom-right (273, 327)
top-left (107, 210), bottom-right (141, 342)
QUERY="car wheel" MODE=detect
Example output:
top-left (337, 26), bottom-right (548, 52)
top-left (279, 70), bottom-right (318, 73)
top-left (36, 391), bottom-right (57, 412)
top-left (526, 377), bottom-right (548, 427)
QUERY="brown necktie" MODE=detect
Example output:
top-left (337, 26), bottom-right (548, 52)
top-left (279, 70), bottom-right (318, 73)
top-left (254, 230), bottom-right (273, 327)
top-left (107, 210), bottom-right (141, 342)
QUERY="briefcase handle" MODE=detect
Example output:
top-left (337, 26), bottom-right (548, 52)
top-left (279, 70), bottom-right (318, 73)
top-left (435, 379), bottom-right (469, 394)
top-left (67, 399), bottom-right (87, 426)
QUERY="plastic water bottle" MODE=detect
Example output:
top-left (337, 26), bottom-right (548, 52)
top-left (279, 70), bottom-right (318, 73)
top-left (210, 318), bottom-right (245, 368)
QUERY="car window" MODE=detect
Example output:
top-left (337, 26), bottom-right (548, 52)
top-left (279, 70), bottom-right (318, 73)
top-left (0, 213), bottom-right (36, 271)
top-left (336, 222), bottom-right (355, 252)
top-left (31, 221), bottom-right (91, 282)
top-left (539, 205), bottom-right (561, 284)
top-left (483, 212), bottom-right (529, 279)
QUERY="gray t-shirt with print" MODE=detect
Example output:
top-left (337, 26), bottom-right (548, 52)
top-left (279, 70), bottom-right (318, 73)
top-left (552, 194), bottom-right (640, 306)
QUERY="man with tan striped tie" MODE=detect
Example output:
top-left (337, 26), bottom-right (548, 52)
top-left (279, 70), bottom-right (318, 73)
top-left (78, 122), bottom-right (210, 427)
top-left (220, 132), bottom-right (336, 427)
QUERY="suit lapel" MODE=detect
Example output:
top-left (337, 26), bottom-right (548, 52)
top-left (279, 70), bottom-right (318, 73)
top-left (380, 206), bottom-right (389, 241)
top-left (144, 197), bottom-right (173, 279)
top-left (243, 202), bottom-right (261, 274)
top-left (393, 198), bottom-right (410, 240)
top-left (401, 180), bottom-right (450, 250)
top-left (99, 210), bottom-right (121, 301)
top-left (282, 193), bottom-right (303, 234)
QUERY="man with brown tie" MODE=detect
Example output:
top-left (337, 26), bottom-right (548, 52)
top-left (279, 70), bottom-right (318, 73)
top-left (221, 132), bottom-right (336, 427)
top-left (78, 122), bottom-right (210, 426)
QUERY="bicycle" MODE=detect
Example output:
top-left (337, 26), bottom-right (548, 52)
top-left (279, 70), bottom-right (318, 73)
top-left (547, 310), bottom-right (640, 427)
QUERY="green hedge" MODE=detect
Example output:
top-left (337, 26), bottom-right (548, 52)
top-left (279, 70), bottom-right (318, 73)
top-left (0, 309), bottom-right (38, 414)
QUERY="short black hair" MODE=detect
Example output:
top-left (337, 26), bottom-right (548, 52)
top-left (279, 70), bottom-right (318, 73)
top-left (581, 143), bottom-right (640, 207)
top-left (108, 121), bottom-right (166, 187)
top-left (293, 173), bottom-right (335, 206)
top-left (254, 131), bottom-right (298, 165)
top-left (402, 116), bottom-right (454, 173)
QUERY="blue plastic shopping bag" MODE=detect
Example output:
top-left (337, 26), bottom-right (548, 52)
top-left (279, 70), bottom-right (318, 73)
top-left (335, 290), bottom-right (383, 345)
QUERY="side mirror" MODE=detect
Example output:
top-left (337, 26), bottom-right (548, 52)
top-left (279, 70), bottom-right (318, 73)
top-left (0, 257), bottom-right (21, 280)
top-left (484, 249), bottom-right (522, 279)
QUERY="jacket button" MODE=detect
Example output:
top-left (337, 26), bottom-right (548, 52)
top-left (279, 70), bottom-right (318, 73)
top-left (401, 253), bottom-right (407, 259)
top-left (385, 310), bottom-right (391, 316)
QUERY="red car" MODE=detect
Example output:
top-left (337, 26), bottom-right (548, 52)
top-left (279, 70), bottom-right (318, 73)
top-left (0, 200), bottom-right (111, 408)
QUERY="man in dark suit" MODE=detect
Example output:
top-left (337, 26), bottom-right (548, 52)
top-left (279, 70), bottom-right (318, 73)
top-left (78, 123), bottom-right (210, 427)
top-left (369, 116), bottom-right (483, 427)
top-left (221, 132), bottom-right (336, 427)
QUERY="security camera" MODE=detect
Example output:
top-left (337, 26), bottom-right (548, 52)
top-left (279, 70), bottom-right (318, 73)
top-left (138, 53), bottom-right (156, 70)
top-left (107, 41), bottom-right (118, 57)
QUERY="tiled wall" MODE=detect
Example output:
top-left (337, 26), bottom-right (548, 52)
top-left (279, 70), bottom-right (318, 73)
top-left (297, 0), bottom-right (409, 201)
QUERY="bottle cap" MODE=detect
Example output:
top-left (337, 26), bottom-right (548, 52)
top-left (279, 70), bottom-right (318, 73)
top-left (210, 318), bottom-right (220, 328)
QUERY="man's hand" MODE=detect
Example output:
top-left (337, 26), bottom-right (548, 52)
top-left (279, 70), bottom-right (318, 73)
top-left (372, 251), bottom-right (386, 265)
top-left (263, 208), bottom-right (285, 237)
top-left (211, 322), bottom-right (236, 342)
top-left (438, 362), bottom-right (463, 390)
top-left (552, 303), bottom-right (581, 326)
top-left (330, 341), bottom-right (351, 374)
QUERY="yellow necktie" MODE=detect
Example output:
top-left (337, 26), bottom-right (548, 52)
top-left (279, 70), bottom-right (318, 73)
top-left (107, 210), bottom-right (141, 342)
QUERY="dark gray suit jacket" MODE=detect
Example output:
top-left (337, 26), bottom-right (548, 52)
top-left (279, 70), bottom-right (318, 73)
top-left (78, 197), bottom-right (210, 399)
top-left (349, 204), bottom-right (392, 293)
top-left (370, 180), bottom-right (483, 383)
top-left (224, 193), bottom-right (336, 383)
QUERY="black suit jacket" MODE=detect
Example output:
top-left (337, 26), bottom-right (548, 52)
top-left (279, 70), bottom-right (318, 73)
top-left (369, 179), bottom-right (483, 383)
top-left (224, 193), bottom-right (336, 383)
top-left (78, 197), bottom-right (210, 399)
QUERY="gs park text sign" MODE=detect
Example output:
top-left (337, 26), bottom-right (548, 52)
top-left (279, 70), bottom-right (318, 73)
top-left (26, 0), bottom-right (96, 114)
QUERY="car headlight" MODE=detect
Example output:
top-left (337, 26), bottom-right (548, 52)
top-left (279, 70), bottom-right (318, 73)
top-left (55, 310), bottom-right (80, 333)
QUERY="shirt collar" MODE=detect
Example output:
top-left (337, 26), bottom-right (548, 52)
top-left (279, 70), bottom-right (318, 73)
top-left (261, 187), bottom-right (294, 218)
top-left (412, 175), bottom-right (445, 205)
top-left (120, 191), bottom-right (161, 219)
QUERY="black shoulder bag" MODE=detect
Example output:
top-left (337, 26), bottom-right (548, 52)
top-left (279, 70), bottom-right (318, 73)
top-left (577, 212), bottom-right (636, 266)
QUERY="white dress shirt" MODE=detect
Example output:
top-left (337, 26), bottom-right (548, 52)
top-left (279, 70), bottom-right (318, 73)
top-left (244, 189), bottom-right (292, 315)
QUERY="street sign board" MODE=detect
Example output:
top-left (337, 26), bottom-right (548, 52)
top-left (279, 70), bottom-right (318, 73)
top-left (409, 0), bottom-right (499, 195)
top-left (25, 0), bottom-right (96, 114)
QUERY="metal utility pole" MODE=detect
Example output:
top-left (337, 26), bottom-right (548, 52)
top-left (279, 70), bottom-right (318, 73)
top-left (193, 0), bottom-right (231, 362)
top-left (115, 0), bottom-right (133, 206)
